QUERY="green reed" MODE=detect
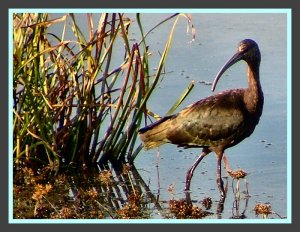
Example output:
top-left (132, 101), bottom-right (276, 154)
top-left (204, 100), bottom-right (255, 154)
top-left (13, 13), bottom-right (194, 169)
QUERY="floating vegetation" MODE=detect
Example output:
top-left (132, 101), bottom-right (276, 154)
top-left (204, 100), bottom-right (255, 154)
top-left (228, 169), bottom-right (248, 180)
top-left (116, 192), bottom-right (146, 219)
top-left (169, 198), bottom-right (212, 219)
top-left (13, 164), bottom-right (160, 219)
top-left (254, 203), bottom-right (272, 219)
top-left (254, 203), bottom-right (285, 219)
top-left (98, 170), bottom-right (113, 186)
top-left (13, 163), bottom-right (285, 219)
top-left (201, 197), bottom-right (212, 210)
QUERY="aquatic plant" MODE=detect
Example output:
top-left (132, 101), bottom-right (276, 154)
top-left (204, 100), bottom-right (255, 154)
top-left (13, 13), bottom-right (195, 169)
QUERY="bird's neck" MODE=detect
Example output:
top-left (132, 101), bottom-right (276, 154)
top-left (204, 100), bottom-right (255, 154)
top-left (244, 65), bottom-right (264, 115)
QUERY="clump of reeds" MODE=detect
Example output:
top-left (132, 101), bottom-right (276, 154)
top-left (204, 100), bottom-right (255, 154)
top-left (13, 13), bottom-right (195, 170)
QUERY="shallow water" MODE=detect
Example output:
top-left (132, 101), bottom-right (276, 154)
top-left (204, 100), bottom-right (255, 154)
top-left (132, 13), bottom-right (288, 220)
top-left (15, 12), bottom-right (288, 221)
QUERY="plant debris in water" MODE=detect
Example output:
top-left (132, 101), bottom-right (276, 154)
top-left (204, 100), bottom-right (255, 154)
top-left (168, 199), bottom-right (212, 219)
top-left (228, 169), bottom-right (248, 179)
top-left (254, 203), bottom-right (272, 219)
top-left (116, 193), bottom-right (145, 219)
top-left (13, 165), bottom-right (152, 219)
top-left (201, 197), bottom-right (213, 210)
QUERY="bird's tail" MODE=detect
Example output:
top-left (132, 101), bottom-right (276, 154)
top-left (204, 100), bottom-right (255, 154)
top-left (138, 116), bottom-right (173, 150)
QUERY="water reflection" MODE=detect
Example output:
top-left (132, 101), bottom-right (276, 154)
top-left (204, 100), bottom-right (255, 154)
top-left (230, 194), bottom-right (249, 219)
top-left (66, 162), bottom-right (165, 218)
top-left (14, 162), bottom-right (163, 219)
top-left (14, 160), bottom-right (286, 219)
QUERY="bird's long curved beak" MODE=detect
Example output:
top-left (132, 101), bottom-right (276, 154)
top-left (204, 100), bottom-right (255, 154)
top-left (211, 51), bottom-right (244, 92)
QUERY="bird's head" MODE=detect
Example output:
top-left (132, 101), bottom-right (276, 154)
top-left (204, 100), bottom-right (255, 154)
top-left (211, 39), bottom-right (261, 91)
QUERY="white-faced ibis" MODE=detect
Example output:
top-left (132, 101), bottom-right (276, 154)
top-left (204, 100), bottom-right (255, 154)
top-left (139, 39), bottom-right (264, 198)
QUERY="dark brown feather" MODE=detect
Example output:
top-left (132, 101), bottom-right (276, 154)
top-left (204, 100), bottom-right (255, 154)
top-left (138, 39), bottom-right (264, 197)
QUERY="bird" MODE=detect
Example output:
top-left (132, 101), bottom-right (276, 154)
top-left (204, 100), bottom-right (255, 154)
top-left (138, 39), bottom-right (264, 198)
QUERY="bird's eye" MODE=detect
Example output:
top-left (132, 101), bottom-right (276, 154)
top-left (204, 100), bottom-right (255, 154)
top-left (238, 45), bottom-right (246, 53)
top-left (240, 45), bottom-right (250, 53)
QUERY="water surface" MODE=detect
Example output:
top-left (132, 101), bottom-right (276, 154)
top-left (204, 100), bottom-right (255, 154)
top-left (22, 12), bottom-right (288, 221)
top-left (133, 13), bottom-right (288, 220)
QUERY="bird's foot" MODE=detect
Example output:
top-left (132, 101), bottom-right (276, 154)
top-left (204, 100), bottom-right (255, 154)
top-left (217, 195), bottom-right (226, 214)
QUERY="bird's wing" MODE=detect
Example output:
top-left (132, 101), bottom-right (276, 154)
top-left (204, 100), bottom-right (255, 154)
top-left (166, 91), bottom-right (246, 147)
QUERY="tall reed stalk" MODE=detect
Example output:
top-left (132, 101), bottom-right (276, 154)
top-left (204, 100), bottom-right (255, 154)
top-left (13, 13), bottom-right (195, 169)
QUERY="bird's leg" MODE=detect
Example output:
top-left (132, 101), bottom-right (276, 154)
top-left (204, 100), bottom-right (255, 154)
top-left (217, 152), bottom-right (226, 198)
top-left (185, 148), bottom-right (210, 191)
top-left (216, 195), bottom-right (226, 216)
top-left (185, 191), bottom-right (192, 205)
